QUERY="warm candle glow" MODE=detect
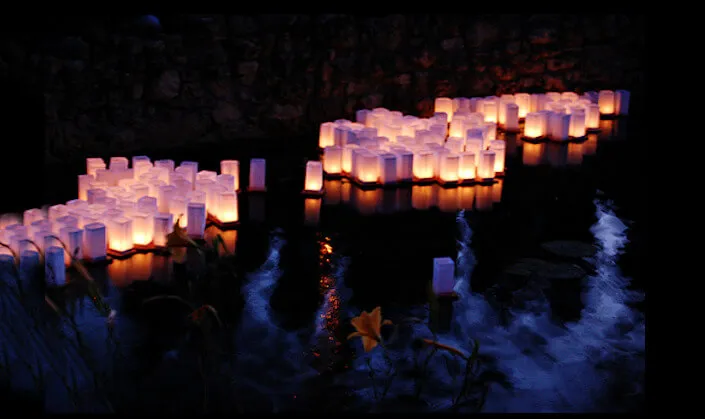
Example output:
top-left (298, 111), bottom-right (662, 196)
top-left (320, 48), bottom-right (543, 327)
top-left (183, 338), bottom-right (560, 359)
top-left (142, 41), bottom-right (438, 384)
top-left (598, 90), bottom-right (615, 115)
top-left (304, 161), bottom-right (324, 192)
top-left (152, 213), bottom-right (173, 247)
top-left (215, 191), bottom-right (238, 223)
top-left (477, 150), bottom-right (496, 180)
top-left (108, 217), bottom-right (133, 252)
top-left (569, 111), bottom-right (587, 138)
top-left (458, 152), bottom-right (477, 181)
top-left (434, 98), bottom-right (453, 123)
top-left (488, 140), bottom-right (506, 173)
top-left (524, 112), bottom-right (543, 138)
top-left (220, 160), bottom-right (240, 191)
top-left (439, 154), bottom-right (460, 182)
top-left (169, 195), bottom-right (189, 228)
top-left (413, 150), bottom-right (435, 180)
top-left (131, 211), bottom-right (154, 246)
top-left (323, 146), bottom-right (343, 175)
top-left (378, 153), bottom-right (398, 185)
top-left (585, 104), bottom-right (601, 130)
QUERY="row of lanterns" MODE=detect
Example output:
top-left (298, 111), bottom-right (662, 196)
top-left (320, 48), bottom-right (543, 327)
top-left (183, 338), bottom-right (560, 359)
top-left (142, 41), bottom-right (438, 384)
top-left (311, 90), bottom-right (629, 190)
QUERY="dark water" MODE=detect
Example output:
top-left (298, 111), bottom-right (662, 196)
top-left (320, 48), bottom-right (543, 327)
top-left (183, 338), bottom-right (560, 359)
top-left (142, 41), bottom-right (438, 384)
top-left (0, 117), bottom-right (645, 413)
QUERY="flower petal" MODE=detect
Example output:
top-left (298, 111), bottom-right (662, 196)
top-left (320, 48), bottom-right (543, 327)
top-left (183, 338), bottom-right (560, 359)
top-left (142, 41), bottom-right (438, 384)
top-left (351, 316), bottom-right (366, 332)
top-left (382, 319), bottom-right (393, 326)
top-left (362, 336), bottom-right (378, 352)
top-left (347, 331), bottom-right (362, 340)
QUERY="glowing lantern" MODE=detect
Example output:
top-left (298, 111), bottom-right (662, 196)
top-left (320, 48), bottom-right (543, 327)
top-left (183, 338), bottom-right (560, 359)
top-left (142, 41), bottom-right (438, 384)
top-left (431, 148), bottom-right (450, 178)
top-left (304, 161), bottom-right (324, 193)
top-left (186, 202), bottom-right (206, 238)
top-left (356, 109), bottom-right (370, 125)
top-left (378, 153), bottom-right (398, 185)
top-left (220, 160), bottom-right (240, 191)
top-left (482, 122), bottom-right (497, 142)
top-left (133, 159), bottom-right (153, 180)
top-left (137, 196), bottom-right (158, 214)
top-left (106, 217), bottom-right (132, 253)
top-left (477, 150), bottom-right (496, 180)
top-left (585, 104), bottom-right (601, 130)
top-left (488, 140), bottom-right (506, 173)
top-left (86, 189), bottom-right (107, 205)
top-left (169, 196), bottom-right (189, 227)
top-left (434, 98), bottom-right (454, 123)
top-left (179, 161), bottom-right (199, 184)
top-left (464, 139), bottom-right (483, 165)
top-left (154, 159), bottom-right (175, 173)
top-left (56, 215), bottom-right (78, 231)
top-left (615, 90), bottom-right (630, 115)
top-left (188, 190), bottom-right (206, 205)
top-left (432, 257), bottom-right (455, 295)
top-left (216, 174), bottom-right (235, 192)
top-left (341, 144), bottom-right (359, 174)
top-left (48, 204), bottom-right (68, 223)
top-left (458, 152), bottom-right (477, 181)
top-left (546, 92), bottom-right (561, 103)
top-left (439, 154), bottom-right (460, 183)
top-left (44, 246), bottom-right (65, 286)
top-left (248, 159), bottom-right (267, 192)
top-left (78, 174), bottom-right (94, 201)
top-left (453, 97), bottom-right (471, 113)
top-left (109, 157), bottom-right (129, 171)
top-left (152, 213), bottom-right (173, 247)
top-left (357, 152), bottom-right (380, 184)
top-left (482, 99), bottom-right (498, 124)
top-left (334, 125), bottom-right (355, 146)
top-left (391, 149), bottom-right (414, 182)
top-left (549, 112), bottom-right (570, 141)
top-left (215, 191), bottom-right (239, 223)
top-left (157, 184), bottom-right (177, 213)
top-left (569, 111), bottom-right (587, 138)
top-left (86, 158), bottom-right (106, 177)
top-left (598, 90), bottom-right (615, 115)
top-left (437, 187), bottom-right (459, 213)
top-left (503, 103), bottom-right (520, 132)
top-left (530, 93), bottom-right (544, 112)
top-left (413, 150), bottom-right (435, 180)
top-left (59, 226), bottom-right (83, 265)
top-left (130, 211), bottom-right (154, 246)
top-left (444, 137), bottom-right (464, 154)
top-left (561, 92), bottom-right (579, 103)
top-left (449, 117), bottom-right (467, 138)
top-left (524, 112), bottom-right (544, 138)
top-left (321, 146), bottom-right (342, 176)
top-left (514, 93), bottom-right (531, 118)
top-left (498, 96), bottom-right (515, 126)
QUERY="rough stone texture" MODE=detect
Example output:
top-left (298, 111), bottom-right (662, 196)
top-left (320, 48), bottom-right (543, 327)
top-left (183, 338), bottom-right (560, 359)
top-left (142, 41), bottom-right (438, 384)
top-left (0, 14), bottom-right (646, 160)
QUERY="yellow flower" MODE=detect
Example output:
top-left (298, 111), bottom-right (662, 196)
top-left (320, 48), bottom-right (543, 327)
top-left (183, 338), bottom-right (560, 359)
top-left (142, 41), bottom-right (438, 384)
top-left (347, 306), bottom-right (393, 352)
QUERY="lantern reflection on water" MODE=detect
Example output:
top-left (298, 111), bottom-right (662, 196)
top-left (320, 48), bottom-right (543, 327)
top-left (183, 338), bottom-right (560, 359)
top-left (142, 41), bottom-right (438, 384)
top-left (615, 90), bottom-right (630, 115)
top-left (323, 180), bottom-right (342, 205)
top-left (412, 185), bottom-right (436, 210)
top-left (352, 187), bottom-right (381, 215)
top-left (439, 154), bottom-right (460, 183)
top-left (475, 185), bottom-right (493, 211)
top-left (378, 153), bottom-right (398, 185)
top-left (437, 187), bottom-right (459, 213)
top-left (567, 142), bottom-right (585, 165)
top-left (304, 198), bottom-right (322, 226)
top-left (522, 142), bottom-right (545, 166)
top-left (107, 217), bottom-right (133, 253)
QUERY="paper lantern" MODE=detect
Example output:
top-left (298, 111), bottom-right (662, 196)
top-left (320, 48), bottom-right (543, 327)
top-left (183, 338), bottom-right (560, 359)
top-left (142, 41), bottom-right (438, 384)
top-left (561, 92), bottom-right (579, 103)
top-left (77, 174), bottom-right (94, 201)
top-left (488, 140), bottom-right (506, 173)
top-left (59, 226), bottom-right (82, 265)
top-left (220, 160), bottom-right (240, 191)
top-left (458, 152), bottom-right (477, 181)
top-left (303, 198), bottom-right (322, 227)
top-left (477, 150), bottom-right (496, 180)
top-left (334, 125), bottom-right (355, 147)
top-left (392, 149), bottom-right (414, 182)
top-left (444, 137), bottom-right (464, 154)
top-left (106, 217), bottom-right (133, 253)
top-left (56, 215), bottom-right (79, 232)
top-left (585, 104), bottom-right (601, 130)
top-left (196, 170), bottom-right (218, 183)
top-left (249, 158), bottom-right (267, 192)
top-left (131, 211), bottom-right (154, 246)
top-left (322, 146), bottom-right (343, 175)
top-left (549, 112), bottom-right (570, 141)
top-left (109, 157), bottom-right (129, 171)
top-left (356, 109), bottom-right (370, 125)
top-left (615, 90), bottom-right (630, 115)
top-left (341, 144), bottom-right (359, 174)
top-left (529, 93), bottom-right (544, 112)
top-left (86, 158), bottom-right (106, 177)
top-left (304, 161), bottom-right (324, 193)
top-left (482, 123), bottom-right (497, 142)
top-left (432, 257), bottom-right (455, 295)
top-left (23, 208), bottom-right (44, 226)
top-left (132, 155), bottom-right (150, 167)
top-left (205, 184), bottom-right (227, 215)
top-left (569, 111), bottom-right (587, 138)
top-left (413, 150), bottom-right (435, 180)
top-left (83, 222), bottom-right (107, 260)
top-left (503, 103), bottom-right (520, 132)
top-left (598, 90), bottom-right (615, 115)
top-left (453, 97), bottom-right (471, 113)
top-left (44, 246), bottom-right (66, 286)
top-left (214, 191), bottom-right (239, 223)
top-left (524, 112), bottom-right (544, 138)
top-left (152, 213), bottom-right (173, 247)
top-left (359, 137), bottom-right (380, 150)
top-left (188, 190), bottom-right (206, 204)
top-left (168, 195), bottom-right (189, 227)
top-left (449, 117), bottom-right (467, 138)
top-left (439, 154), bottom-right (460, 183)
top-left (357, 152), bottom-right (380, 184)
top-left (177, 162), bottom-right (198, 185)
top-left (498, 96), bottom-right (515, 126)
top-left (431, 148), bottom-right (450, 178)
top-left (154, 159), bottom-right (175, 173)
top-left (378, 153), bottom-right (398, 185)
top-left (216, 174), bottom-right (235, 192)
top-left (137, 196), bottom-right (158, 214)
top-left (157, 184), bottom-right (177, 213)
top-left (133, 159), bottom-right (153, 180)
top-left (514, 93), bottom-right (531, 118)
top-left (434, 98), bottom-right (453, 123)
top-left (482, 99), bottom-right (498, 124)
top-left (47, 204), bottom-right (68, 223)
top-left (186, 202), bottom-right (207, 238)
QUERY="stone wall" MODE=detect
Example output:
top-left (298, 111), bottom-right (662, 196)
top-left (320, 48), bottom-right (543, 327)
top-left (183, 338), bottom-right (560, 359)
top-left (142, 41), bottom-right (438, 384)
top-left (0, 14), bottom-right (645, 162)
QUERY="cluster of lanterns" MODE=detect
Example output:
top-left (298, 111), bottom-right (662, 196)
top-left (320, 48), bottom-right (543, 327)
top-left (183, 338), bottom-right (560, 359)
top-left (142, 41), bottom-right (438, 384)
top-left (310, 89), bottom-right (630, 192)
top-left (0, 156), bottom-right (273, 284)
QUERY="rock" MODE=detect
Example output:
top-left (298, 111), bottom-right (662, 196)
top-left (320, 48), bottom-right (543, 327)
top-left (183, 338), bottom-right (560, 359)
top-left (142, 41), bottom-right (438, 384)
top-left (504, 257), bottom-right (586, 284)
top-left (541, 240), bottom-right (596, 259)
top-left (151, 69), bottom-right (180, 101)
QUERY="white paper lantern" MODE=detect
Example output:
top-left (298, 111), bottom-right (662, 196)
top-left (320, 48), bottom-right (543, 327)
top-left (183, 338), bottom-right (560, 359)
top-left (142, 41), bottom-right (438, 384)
top-left (434, 98), bottom-right (453, 123)
top-left (504, 103), bottom-right (520, 132)
top-left (482, 99), bottom-right (499, 124)
top-left (488, 140), bottom-right (506, 173)
top-left (439, 154), bottom-right (460, 183)
top-left (549, 113), bottom-right (571, 141)
top-left (458, 152), bottom-right (477, 181)
top-left (304, 161), bottom-right (324, 193)
top-left (413, 150), bottom-right (435, 180)
top-left (569, 111), bottom-right (587, 138)
top-left (498, 95), bottom-right (515, 126)
top-left (152, 213), bottom-right (173, 247)
top-left (444, 137), bottom-right (464, 154)
top-left (585, 104), bottom-right (601, 130)
top-left (432, 257), bottom-right (455, 295)
top-left (524, 112), bottom-right (544, 138)
top-left (220, 160), bottom-right (240, 191)
top-left (157, 184), bottom-right (177, 213)
top-left (44, 246), bottom-right (65, 286)
top-left (59, 226), bottom-right (83, 265)
top-left (482, 122), bottom-right (497, 142)
top-left (83, 222), bottom-right (107, 260)
top-left (391, 149), bottom-right (414, 182)
top-left (303, 198), bottom-right (321, 226)
top-left (107, 217), bottom-right (133, 253)
top-left (186, 202), bottom-right (207, 238)
top-left (477, 150), bottom-right (496, 180)
top-left (378, 153), bottom-right (398, 185)
top-left (598, 90), bottom-right (615, 115)
top-left (86, 158), bottom-right (106, 177)
top-left (615, 90), bottom-right (630, 115)
top-left (212, 190), bottom-right (238, 223)
top-left (131, 211), bottom-right (154, 246)
top-left (514, 93), bottom-right (531, 118)
top-left (109, 157), bottom-right (129, 171)
top-left (356, 152), bottom-right (380, 184)
top-left (355, 109), bottom-right (370, 125)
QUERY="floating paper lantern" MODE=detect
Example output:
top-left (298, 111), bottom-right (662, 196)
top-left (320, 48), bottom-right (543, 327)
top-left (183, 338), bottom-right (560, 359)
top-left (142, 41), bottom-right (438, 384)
top-left (477, 150), bottom-right (496, 180)
top-left (187, 190), bottom-right (206, 205)
top-left (23, 208), bottom-right (44, 226)
top-left (439, 154), bottom-right (460, 183)
top-left (341, 144), bottom-right (359, 174)
top-left (503, 103), bottom-right (520, 132)
top-left (186, 202), bottom-right (207, 238)
top-left (107, 217), bottom-right (133, 253)
top-left (157, 184), bottom-right (177, 213)
top-left (304, 161), bottom-right (324, 193)
top-left (445, 137), bottom-right (464, 154)
top-left (524, 112), bottom-right (544, 138)
top-left (549, 112), bottom-right (570, 140)
top-left (514, 93), bottom-right (531, 118)
top-left (498, 96), bottom-right (515, 126)
top-left (78, 174), bottom-right (94, 201)
top-left (137, 196), bottom-right (158, 214)
top-left (153, 213), bottom-right (173, 247)
top-left (355, 109), bottom-right (370, 125)
top-left (357, 152), bottom-right (380, 184)
top-left (437, 187), bottom-right (459, 213)
top-left (432, 257), bottom-right (455, 295)
top-left (482, 99), bottom-right (498, 124)
top-left (322, 146), bottom-right (343, 175)
top-left (615, 90), bottom-right (630, 115)
top-left (83, 222), bottom-right (107, 260)
top-left (569, 111), bottom-right (587, 138)
top-left (458, 152), bottom-right (477, 181)
top-left (133, 160), bottom-right (153, 180)
top-left (585, 104), bottom-right (601, 130)
top-left (561, 92), bottom-right (579, 103)
top-left (58, 226), bottom-right (82, 265)
top-left (431, 148), bottom-right (450, 178)
top-left (47, 204), bottom-right (68, 223)
top-left (168, 195), bottom-right (189, 228)
top-left (378, 153), bottom-right (398, 185)
top-left (216, 174), bottom-right (235, 192)
top-left (131, 211), bottom-right (154, 246)
top-left (45, 246), bottom-right (65, 286)
top-left (86, 158), bottom-right (106, 177)
top-left (215, 191), bottom-right (239, 223)
top-left (488, 140), bottom-right (506, 173)
top-left (220, 160), bottom-right (240, 191)
top-left (434, 98), bottom-right (453, 123)
top-left (56, 215), bottom-right (78, 232)
top-left (598, 90), bottom-right (615, 115)
top-left (248, 159), bottom-right (267, 192)
top-left (413, 150), bottom-right (435, 180)
top-left (567, 142), bottom-right (584, 165)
